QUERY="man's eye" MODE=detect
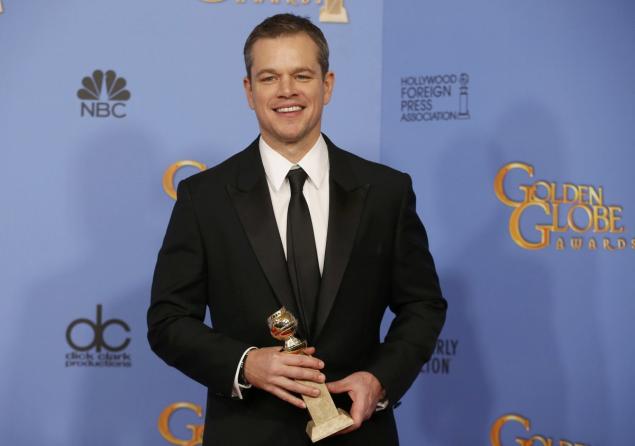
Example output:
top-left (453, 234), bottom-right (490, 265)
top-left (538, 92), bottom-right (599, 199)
top-left (260, 76), bottom-right (276, 82)
top-left (296, 74), bottom-right (311, 80)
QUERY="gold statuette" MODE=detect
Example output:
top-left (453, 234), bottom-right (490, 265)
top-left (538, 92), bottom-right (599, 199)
top-left (268, 308), bottom-right (354, 442)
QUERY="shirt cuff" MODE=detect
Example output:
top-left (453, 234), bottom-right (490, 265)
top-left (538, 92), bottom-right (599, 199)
top-left (375, 398), bottom-right (390, 412)
top-left (231, 347), bottom-right (258, 399)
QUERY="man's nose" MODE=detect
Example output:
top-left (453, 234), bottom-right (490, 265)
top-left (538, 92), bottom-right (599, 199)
top-left (277, 75), bottom-right (296, 97)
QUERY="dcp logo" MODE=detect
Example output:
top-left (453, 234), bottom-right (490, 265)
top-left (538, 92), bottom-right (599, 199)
top-left (66, 304), bottom-right (131, 352)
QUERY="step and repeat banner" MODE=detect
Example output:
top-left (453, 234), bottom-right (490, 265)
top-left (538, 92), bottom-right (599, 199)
top-left (380, 1), bottom-right (635, 445)
top-left (1, 1), bottom-right (633, 445)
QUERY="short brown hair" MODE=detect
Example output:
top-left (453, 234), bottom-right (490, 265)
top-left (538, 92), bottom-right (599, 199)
top-left (244, 13), bottom-right (330, 78)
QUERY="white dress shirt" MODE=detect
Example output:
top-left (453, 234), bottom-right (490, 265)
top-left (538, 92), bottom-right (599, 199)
top-left (232, 135), bottom-right (330, 398)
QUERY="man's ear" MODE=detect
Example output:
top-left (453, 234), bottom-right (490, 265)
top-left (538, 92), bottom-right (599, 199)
top-left (243, 76), bottom-right (255, 110)
top-left (322, 71), bottom-right (335, 105)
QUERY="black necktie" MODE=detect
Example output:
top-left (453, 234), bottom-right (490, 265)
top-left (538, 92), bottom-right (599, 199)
top-left (286, 167), bottom-right (321, 339)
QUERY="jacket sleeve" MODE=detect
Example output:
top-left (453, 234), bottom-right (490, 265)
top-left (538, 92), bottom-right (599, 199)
top-left (147, 180), bottom-right (251, 397)
top-left (364, 173), bottom-right (447, 405)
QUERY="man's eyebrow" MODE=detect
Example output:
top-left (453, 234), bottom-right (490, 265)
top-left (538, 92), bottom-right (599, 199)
top-left (255, 68), bottom-right (278, 77)
top-left (292, 67), bottom-right (318, 74)
top-left (254, 67), bottom-right (318, 77)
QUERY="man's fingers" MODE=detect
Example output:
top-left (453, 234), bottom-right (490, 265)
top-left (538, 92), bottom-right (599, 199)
top-left (326, 377), bottom-right (350, 394)
top-left (349, 395), bottom-right (367, 422)
top-left (281, 352), bottom-right (324, 370)
top-left (302, 346), bottom-right (316, 356)
top-left (338, 409), bottom-right (363, 434)
top-left (244, 346), bottom-right (327, 409)
top-left (284, 364), bottom-right (326, 383)
top-left (336, 397), bottom-right (365, 435)
top-left (275, 376), bottom-right (321, 398)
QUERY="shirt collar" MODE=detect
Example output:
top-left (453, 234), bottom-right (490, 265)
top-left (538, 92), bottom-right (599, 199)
top-left (259, 135), bottom-right (329, 192)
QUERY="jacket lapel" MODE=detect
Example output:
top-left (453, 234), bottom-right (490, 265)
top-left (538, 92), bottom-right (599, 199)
top-left (313, 137), bottom-right (369, 342)
top-left (226, 139), bottom-right (300, 320)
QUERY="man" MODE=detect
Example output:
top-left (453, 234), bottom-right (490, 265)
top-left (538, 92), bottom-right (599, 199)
top-left (148, 14), bottom-right (446, 446)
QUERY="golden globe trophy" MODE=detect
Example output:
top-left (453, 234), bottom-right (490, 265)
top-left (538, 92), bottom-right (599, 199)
top-left (267, 307), bottom-right (353, 443)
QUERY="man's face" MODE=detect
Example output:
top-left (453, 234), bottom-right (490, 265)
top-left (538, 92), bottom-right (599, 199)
top-left (243, 33), bottom-right (334, 152)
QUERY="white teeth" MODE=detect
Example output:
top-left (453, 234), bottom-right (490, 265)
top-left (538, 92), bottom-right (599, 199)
top-left (276, 106), bottom-right (302, 113)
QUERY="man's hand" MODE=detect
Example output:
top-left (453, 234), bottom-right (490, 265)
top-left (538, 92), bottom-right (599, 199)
top-left (244, 346), bottom-right (326, 409)
top-left (326, 371), bottom-right (385, 434)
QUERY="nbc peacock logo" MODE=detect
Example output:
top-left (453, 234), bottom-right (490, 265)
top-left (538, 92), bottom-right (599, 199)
top-left (77, 70), bottom-right (131, 118)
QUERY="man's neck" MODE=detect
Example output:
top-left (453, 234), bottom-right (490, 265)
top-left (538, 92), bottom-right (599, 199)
top-left (261, 133), bottom-right (321, 164)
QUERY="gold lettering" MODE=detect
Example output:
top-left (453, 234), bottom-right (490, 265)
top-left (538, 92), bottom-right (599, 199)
top-left (490, 414), bottom-right (530, 446)
top-left (320, 0), bottom-right (349, 23)
top-left (495, 162), bottom-right (629, 251)
top-left (492, 414), bottom-right (588, 446)
top-left (588, 186), bottom-right (603, 205)
top-left (494, 162), bottom-right (534, 208)
top-left (578, 185), bottom-right (589, 204)
top-left (608, 206), bottom-right (625, 233)
top-left (158, 402), bottom-right (204, 446)
top-left (632, 238), bottom-right (635, 249)
top-left (617, 238), bottom-right (627, 250)
top-left (531, 181), bottom-right (552, 203)
top-left (509, 201), bottom-right (551, 249)
top-left (550, 203), bottom-right (568, 232)
top-left (162, 160), bottom-right (207, 200)
top-left (200, 1), bottom-right (326, 11)
top-left (592, 206), bottom-right (610, 232)
top-left (562, 183), bottom-right (579, 204)
top-left (567, 205), bottom-right (592, 233)
top-left (588, 238), bottom-right (597, 250)
top-left (516, 435), bottom-right (552, 446)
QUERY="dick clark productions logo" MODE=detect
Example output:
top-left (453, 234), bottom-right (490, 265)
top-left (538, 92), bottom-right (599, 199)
top-left (77, 70), bottom-right (131, 118)
top-left (65, 304), bottom-right (132, 367)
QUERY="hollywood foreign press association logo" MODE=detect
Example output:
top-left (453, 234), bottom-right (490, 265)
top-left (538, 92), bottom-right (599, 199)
top-left (65, 304), bottom-right (132, 367)
top-left (400, 72), bottom-right (471, 123)
top-left (77, 70), bottom-right (131, 118)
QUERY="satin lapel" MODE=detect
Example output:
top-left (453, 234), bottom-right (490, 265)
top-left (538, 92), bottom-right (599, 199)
top-left (313, 139), bottom-right (369, 342)
top-left (226, 142), bottom-right (299, 318)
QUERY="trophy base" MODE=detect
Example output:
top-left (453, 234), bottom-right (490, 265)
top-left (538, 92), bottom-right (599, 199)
top-left (306, 408), bottom-right (354, 443)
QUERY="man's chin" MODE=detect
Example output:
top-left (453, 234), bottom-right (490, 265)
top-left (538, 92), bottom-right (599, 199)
top-left (261, 126), bottom-right (320, 150)
top-left (266, 131), bottom-right (306, 146)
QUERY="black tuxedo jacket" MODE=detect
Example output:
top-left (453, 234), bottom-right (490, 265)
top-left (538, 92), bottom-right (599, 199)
top-left (148, 135), bottom-right (447, 446)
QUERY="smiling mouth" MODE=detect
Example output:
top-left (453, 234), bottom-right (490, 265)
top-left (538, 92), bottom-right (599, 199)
top-left (274, 105), bottom-right (304, 113)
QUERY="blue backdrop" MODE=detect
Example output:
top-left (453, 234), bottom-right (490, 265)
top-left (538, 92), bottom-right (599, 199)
top-left (1, 1), bottom-right (633, 445)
